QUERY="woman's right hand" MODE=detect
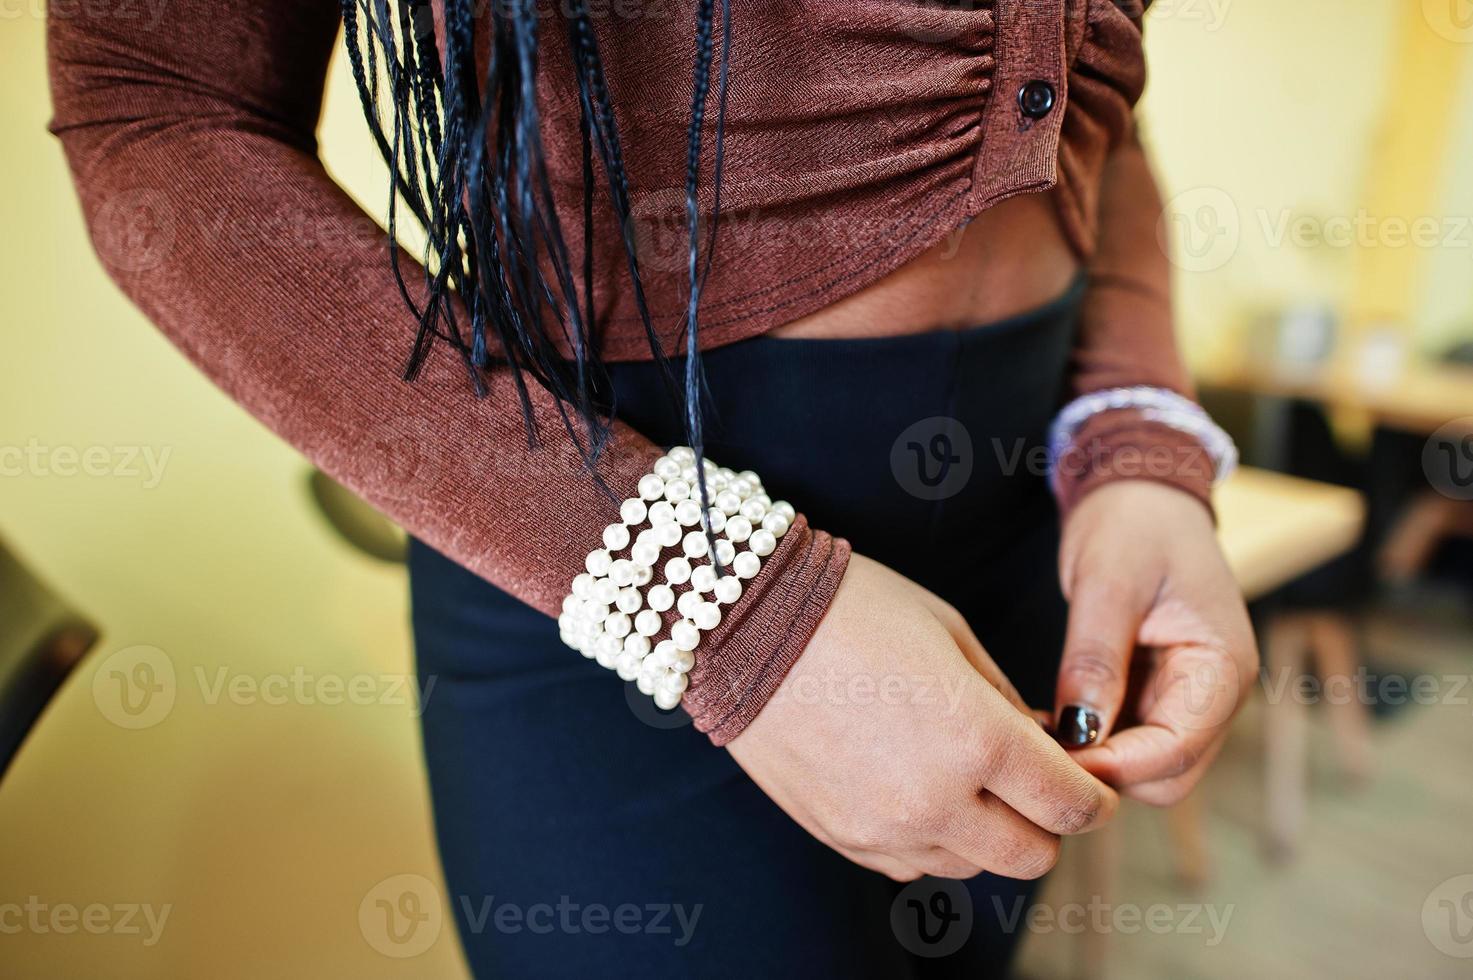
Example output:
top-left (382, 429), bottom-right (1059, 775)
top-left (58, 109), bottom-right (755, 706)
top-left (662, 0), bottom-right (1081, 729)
top-left (726, 553), bottom-right (1118, 881)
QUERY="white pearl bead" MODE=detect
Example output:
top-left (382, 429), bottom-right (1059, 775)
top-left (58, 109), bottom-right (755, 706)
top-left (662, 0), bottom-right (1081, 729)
top-left (682, 531), bottom-right (710, 558)
top-left (636, 673), bottom-right (657, 696)
top-left (674, 499), bottom-right (702, 527)
top-left (753, 493), bottom-right (772, 509)
top-left (647, 584), bottom-right (675, 612)
top-left (715, 490), bottom-right (742, 515)
top-left (672, 649), bottom-right (696, 673)
top-left (637, 474), bottom-right (665, 501)
top-left (653, 456), bottom-right (681, 480)
top-left (693, 601), bottom-right (721, 630)
top-left (762, 513), bottom-right (790, 538)
top-left (620, 497), bottom-right (648, 525)
top-left (592, 577), bottom-right (618, 604)
top-left (615, 652), bottom-right (641, 681)
top-left (651, 639), bottom-right (677, 669)
top-left (734, 552), bottom-right (761, 579)
top-left (656, 521), bottom-right (683, 547)
top-left (725, 516), bottom-right (753, 543)
top-left (632, 564), bottom-right (654, 586)
top-left (772, 500), bottom-right (795, 523)
top-left (609, 559), bottom-right (635, 587)
top-left (585, 548), bottom-right (613, 576)
top-left (660, 670), bottom-right (690, 695)
top-left (672, 620), bottom-right (701, 651)
top-left (604, 611), bottom-right (631, 638)
top-left (676, 590), bottom-right (704, 619)
top-left (664, 478), bottom-right (691, 503)
top-left (703, 508), bottom-right (727, 533)
top-left (648, 500), bottom-right (676, 526)
top-left (653, 687), bottom-right (683, 711)
top-left (622, 633), bottom-right (651, 657)
top-left (749, 529), bottom-right (777, 557)
top-left (631, 540), bottom-right (661, 568)
top-left (615, 587), bottom-right (642, 614)
top-left (603, 523), bottom-right (631, 551)
top-left (714, 539), bottom-right (736, 566)
top-left (571, 573), bottom-right (594, 600)
top-left (738, 469), bottom-right (761, 487)
top-left (647, 642), bottom-right (678, 670)
top-left (669, 446), bottom-right (695, 463)
top-left (739, 498), bottom-right (767, 522)
top-left (595, 634), bottom-right (621, 667)
top-left (731, 477), bottom-right (755, 498)
top-left (690, 564), bottom-right (717, 593)
top-left (581, 601), bottom-right (611, 623)
top-left (714, 576), bottom-right (743, 605)
top-left (664, 557), bottom-right (692, 585)
top-left (634, 609), bottom-right (662, 636)
top-left (709, 471), bottom-right (729, 492)
top-left (679, 464), bottom-right (699, 484)
top-left (561, 594), bottom-right (580, 615)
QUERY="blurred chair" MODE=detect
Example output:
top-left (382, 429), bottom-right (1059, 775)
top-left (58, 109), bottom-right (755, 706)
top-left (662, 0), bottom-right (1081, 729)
top-left (0, 537), bottom-right (99, 779)
top-left (305, 469), bottom-right (407, 564)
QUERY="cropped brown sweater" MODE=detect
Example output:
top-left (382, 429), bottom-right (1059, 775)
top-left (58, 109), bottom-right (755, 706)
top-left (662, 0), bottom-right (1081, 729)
top-left (47, 0), bottom-right (1210, 744)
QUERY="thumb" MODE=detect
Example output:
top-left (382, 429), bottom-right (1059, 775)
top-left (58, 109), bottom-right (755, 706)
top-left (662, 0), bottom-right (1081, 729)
top-left (1054, 575), bottom-right (1151, 748)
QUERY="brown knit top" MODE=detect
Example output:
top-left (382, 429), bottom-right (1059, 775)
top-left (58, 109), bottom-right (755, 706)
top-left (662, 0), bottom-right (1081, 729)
top-left (46, 0), bottom-right (1210, 745)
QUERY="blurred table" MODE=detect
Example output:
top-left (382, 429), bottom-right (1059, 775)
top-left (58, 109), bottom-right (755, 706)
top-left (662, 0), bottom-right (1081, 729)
top-left (1199, 359), bottom-right (1473, 436)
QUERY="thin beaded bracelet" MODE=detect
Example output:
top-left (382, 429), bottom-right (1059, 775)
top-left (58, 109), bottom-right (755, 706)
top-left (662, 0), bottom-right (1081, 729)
top-left (557, 446), bottom-right (794, 711)
top-left (1045, 385), bottom-right (1238, 496)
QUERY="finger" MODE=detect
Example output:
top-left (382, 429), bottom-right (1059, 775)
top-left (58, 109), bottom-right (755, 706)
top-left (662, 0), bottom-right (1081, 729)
top-left (914, 592), bottom-right (1032, 716)
top-left (1114, 740), bottom-right (1226, 807)
top-left (1054, 575), bottom-right (1153, 747)
top-left (941, 792), bottom-right (1062, 880)
top-left (1070, 643), bottom-right (1243, 789)
top-left (968, 694), bottom-right (1120, 836)
top-left (834, 845), bottom-right (925, 883)
top-left (913, 847), bottom-right (985, 881)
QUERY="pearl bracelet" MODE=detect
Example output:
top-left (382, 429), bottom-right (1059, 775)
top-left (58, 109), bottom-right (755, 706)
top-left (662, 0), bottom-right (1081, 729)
top-left (557, 446), bottom-right (794, 711)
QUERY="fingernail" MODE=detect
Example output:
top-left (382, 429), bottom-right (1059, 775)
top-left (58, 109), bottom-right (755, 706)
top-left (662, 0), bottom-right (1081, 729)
top-left (1055, 706), bottom-right (1101, 747)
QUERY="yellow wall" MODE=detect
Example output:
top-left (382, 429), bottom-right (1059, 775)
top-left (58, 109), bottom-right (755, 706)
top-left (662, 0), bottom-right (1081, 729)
top-left (1, 3), bottom-right (1469, 976)
top-left (0, 14), bottom-right (468, 979)
top-left (1142, 0), bottom-right (1473, 362)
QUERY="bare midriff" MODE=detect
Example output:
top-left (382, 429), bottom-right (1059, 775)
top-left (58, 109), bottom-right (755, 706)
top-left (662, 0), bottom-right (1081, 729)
top-left (770, 190), bottom-right (1080, 339)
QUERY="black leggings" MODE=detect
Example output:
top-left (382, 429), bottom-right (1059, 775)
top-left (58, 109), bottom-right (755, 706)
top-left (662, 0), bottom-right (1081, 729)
top-left (408, 277), bottom-right (1083, 977)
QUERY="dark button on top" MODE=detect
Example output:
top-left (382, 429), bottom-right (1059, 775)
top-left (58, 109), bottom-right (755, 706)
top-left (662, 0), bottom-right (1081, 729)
top-left (1018, 80), bottom-right (1056, 119)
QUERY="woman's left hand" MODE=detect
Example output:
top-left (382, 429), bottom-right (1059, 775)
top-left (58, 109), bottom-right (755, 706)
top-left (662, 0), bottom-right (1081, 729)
top-left (1052, 480), bottom-right (1259, 806)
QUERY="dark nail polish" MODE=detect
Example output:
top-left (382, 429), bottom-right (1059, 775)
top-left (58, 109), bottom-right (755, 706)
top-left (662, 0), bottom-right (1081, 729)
top-left (1055, 706), bottom-right (1101, 747)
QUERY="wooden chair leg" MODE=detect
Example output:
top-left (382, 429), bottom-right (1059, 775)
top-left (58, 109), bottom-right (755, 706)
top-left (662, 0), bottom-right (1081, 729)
top-left (1263, 613), bottom-right (1311, 861)
top-left (1072, 820), bottom-right (1120, 980)
top-left (1165, 792), bottom-right (1210, 892)
top-left (1308, 613), bottom-right (1373, 787)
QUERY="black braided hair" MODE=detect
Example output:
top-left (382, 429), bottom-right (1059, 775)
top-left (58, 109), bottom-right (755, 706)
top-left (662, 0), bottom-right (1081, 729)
top-left (339, 0), bottom-right (734, 527)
